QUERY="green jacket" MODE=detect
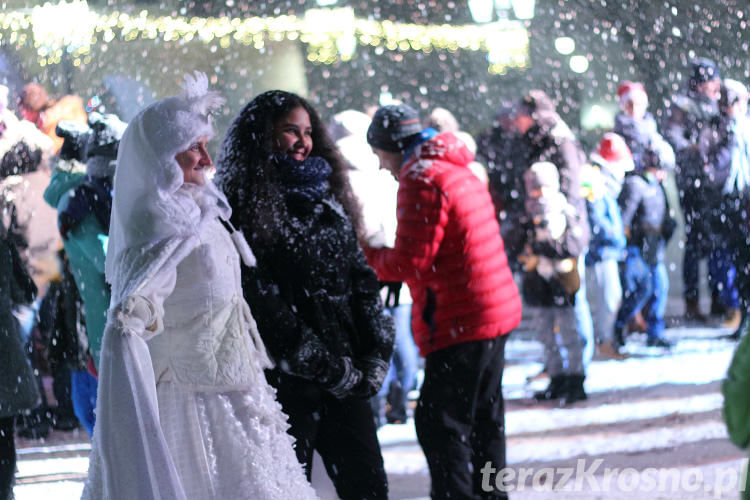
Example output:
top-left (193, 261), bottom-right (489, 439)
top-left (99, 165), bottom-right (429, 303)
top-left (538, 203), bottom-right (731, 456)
top-left (43, 167), bottom-right (111, 368)
top-left (722, 324), bottom-right (750, 500)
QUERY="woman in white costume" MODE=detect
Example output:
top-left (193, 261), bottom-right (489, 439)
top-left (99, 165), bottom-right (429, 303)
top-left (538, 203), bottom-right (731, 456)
top-left (82, 73), bottom-right (318, 500)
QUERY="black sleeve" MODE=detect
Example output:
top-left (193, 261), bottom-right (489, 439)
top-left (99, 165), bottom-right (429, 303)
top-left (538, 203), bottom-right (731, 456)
top-left (664, 104), bottom-right (692, 153)
top-left (242, 264), bottom-right (347, 387)
top-left (703, 119), bottom-right (735, 190)
top-left (618, 177), bottom-right (642, 231)
top-left (8, 239), bottom-right (36, 305)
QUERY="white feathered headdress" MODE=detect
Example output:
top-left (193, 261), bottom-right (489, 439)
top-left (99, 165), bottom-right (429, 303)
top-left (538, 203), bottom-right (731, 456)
top-left (105, 72), bottom-right (229, 292)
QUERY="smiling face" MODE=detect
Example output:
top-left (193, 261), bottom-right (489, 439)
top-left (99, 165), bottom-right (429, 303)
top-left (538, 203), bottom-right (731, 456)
top-left (271, 106), bottom-right (313, 161)
top-left (174, 136), bottom-right (211, 186)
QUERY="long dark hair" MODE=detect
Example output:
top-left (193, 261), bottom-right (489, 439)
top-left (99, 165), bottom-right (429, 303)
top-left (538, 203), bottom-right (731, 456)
top-left (215, 90), bottom-right (363, 245)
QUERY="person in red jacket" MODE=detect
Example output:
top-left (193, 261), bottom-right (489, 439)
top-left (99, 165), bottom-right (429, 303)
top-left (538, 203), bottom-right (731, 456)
top-left (364, 104), bottom-right (522, 500)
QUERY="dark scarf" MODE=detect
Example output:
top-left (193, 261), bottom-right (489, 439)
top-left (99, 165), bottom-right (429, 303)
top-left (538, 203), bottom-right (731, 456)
top-left (273, 154), bottom-right (332, 204)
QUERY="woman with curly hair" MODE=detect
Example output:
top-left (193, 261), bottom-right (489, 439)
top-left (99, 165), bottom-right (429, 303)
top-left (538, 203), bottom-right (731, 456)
top-left (216, 91), bottom-right (394, 500)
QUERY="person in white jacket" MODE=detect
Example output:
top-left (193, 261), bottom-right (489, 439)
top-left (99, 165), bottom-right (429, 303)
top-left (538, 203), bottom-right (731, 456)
top-left (82, 73), bottom-right (318, 500)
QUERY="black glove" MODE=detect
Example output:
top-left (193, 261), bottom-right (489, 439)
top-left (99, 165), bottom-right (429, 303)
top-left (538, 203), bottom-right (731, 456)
top-left (327, 356), bottom-right (363, 399)
top-left (350, 356), bottom-right (389, 399)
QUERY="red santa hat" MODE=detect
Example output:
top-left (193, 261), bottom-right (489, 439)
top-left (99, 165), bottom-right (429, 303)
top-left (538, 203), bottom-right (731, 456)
top-left (617, 81), bottom-right (648, 107)
top-left (590, 133), bottom-right (634, 179)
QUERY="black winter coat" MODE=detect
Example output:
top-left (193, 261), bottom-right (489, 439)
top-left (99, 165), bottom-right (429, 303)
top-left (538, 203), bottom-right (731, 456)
top-left (41, 259), bottom-right (89, 372)
top-left (664, 90), bottom-right (719, 204)
top-left (237, 194), bottom-right (394, 391)
top-left (517, 120), bottom-right (590, 257)
top-left (618, 173), bottom-right (676, 266)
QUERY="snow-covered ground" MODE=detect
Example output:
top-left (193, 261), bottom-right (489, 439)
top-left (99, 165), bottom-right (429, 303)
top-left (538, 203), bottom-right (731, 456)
top-left (13, 325), bottom-right (745, 500)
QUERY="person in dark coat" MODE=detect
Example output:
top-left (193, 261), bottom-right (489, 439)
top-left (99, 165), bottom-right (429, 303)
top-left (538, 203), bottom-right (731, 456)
top-left (614, 81), bottom-right (675, 173)
top-left (41, 251), bottom-right (93, 434)
top-left (701, 79), bottom-right (750, 333)
top-left (513, 90), bottom-right (594, 366)
top-left (0, 220), bottom-right (38, 500)
top-left (215, 90), bottom-right (394, 500)
top-left (614, 148), bottom-right (677, 349)
top-left (663, 58), bottom-right (722, 320)
top-left (475, 103), bottom-right (528, 265)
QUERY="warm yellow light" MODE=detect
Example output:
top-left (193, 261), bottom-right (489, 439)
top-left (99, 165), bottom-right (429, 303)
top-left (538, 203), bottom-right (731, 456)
top-left (0, 5), bottom-right (529, 73)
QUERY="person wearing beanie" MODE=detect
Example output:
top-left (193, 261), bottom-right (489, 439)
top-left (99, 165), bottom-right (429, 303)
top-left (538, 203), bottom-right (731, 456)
top-left (82, 73), bottom-right (319, 500)
top-left (331, 108), bottom-right (419, 428)
top-left (583, 133), bottom-right (632, 359)
top-left (614, 81), bottom-right (675, 172)
top-left (664, 58), bottom-right (723, 321)
top-left (365, 103), bottom-right (522, 499)
top-left (366, 103), bottom-right (424, 155)
top-left (614, 140), bottom-right (677, 350)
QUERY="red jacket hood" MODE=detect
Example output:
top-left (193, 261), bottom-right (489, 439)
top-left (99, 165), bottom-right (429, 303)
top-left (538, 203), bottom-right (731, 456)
top-left (404, 132), bottom-right (474, 171)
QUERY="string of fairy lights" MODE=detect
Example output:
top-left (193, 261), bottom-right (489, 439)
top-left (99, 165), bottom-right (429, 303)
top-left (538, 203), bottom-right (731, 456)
top-left (0, 1), bottom-right (529, 75)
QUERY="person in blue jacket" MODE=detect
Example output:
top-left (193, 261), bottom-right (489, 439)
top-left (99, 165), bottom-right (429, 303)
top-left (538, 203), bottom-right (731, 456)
top-left (583, 133), bottom-right (633, 358)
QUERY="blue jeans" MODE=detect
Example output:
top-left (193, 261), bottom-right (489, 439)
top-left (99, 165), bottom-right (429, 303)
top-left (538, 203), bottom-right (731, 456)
top-left (378, 304), bottom-right (418, 397)
top-left (71, 369), bottom-right (97, 436)
top-left (575, 253), bottom-right (594, 365)
top-left (616, 248), bottom-right (669, 340)
top-left (372, 304), bottom-right (419, 424)
top-left (709, 247), bottom-right (740, 309)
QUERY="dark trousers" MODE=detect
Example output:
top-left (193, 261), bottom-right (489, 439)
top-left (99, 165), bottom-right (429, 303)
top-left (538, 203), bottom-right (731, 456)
top-left (270, 371), bottom-right (388, 500)
top-left (0, 417), bottom-right (15, 500)
top-left (682, 207), bottom-right (711, 303)
top-left (415, 335), bottom-right (510, 500)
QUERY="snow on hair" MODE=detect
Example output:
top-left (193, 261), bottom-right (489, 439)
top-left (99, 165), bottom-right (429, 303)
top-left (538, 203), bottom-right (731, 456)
top-left (179, 71), bottom-right (226, 119)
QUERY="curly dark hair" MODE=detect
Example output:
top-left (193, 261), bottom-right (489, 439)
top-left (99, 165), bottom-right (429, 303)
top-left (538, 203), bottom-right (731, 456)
top-left (215, 90), bottom-right (363, 245)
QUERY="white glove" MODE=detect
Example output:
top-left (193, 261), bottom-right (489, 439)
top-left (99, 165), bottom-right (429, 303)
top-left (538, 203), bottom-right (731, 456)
top-left (117, 295), bottom-right (162, 339)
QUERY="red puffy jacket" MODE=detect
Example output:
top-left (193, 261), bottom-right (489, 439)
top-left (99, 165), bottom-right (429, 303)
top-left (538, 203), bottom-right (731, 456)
top-left (364, 132), bottom-right (522, 356)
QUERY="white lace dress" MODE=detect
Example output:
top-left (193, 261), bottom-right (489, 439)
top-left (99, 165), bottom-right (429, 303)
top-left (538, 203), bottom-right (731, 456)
top-left (84, 218), bottom-right (318, 500)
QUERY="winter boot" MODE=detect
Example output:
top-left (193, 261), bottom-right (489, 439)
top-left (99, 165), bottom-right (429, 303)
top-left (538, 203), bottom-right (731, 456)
top-left (560, 374), bottom-right (588, 405)
top-left (596, 341), bottom-right (628, 360)
top-left (385, 382), bottom-right (407, 424)
top-left (646, 336), bottom-right (673, 348)
top-left (613, 324), bottom-right (626, 349)
top-left (534, 375), bottom-right (566, 401)
top-left (685, 298), bottom-right (706, 322)
top-left (723, 308), bottom-right (742, 331)
top-left (728, 311), bottom-right (748, 341)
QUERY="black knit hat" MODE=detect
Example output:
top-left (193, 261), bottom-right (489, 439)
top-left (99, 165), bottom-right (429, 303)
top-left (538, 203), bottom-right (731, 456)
top-left (690, 58), bottom-right (721, 89)
top-left (367, 104), bottom-right (422, 153)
